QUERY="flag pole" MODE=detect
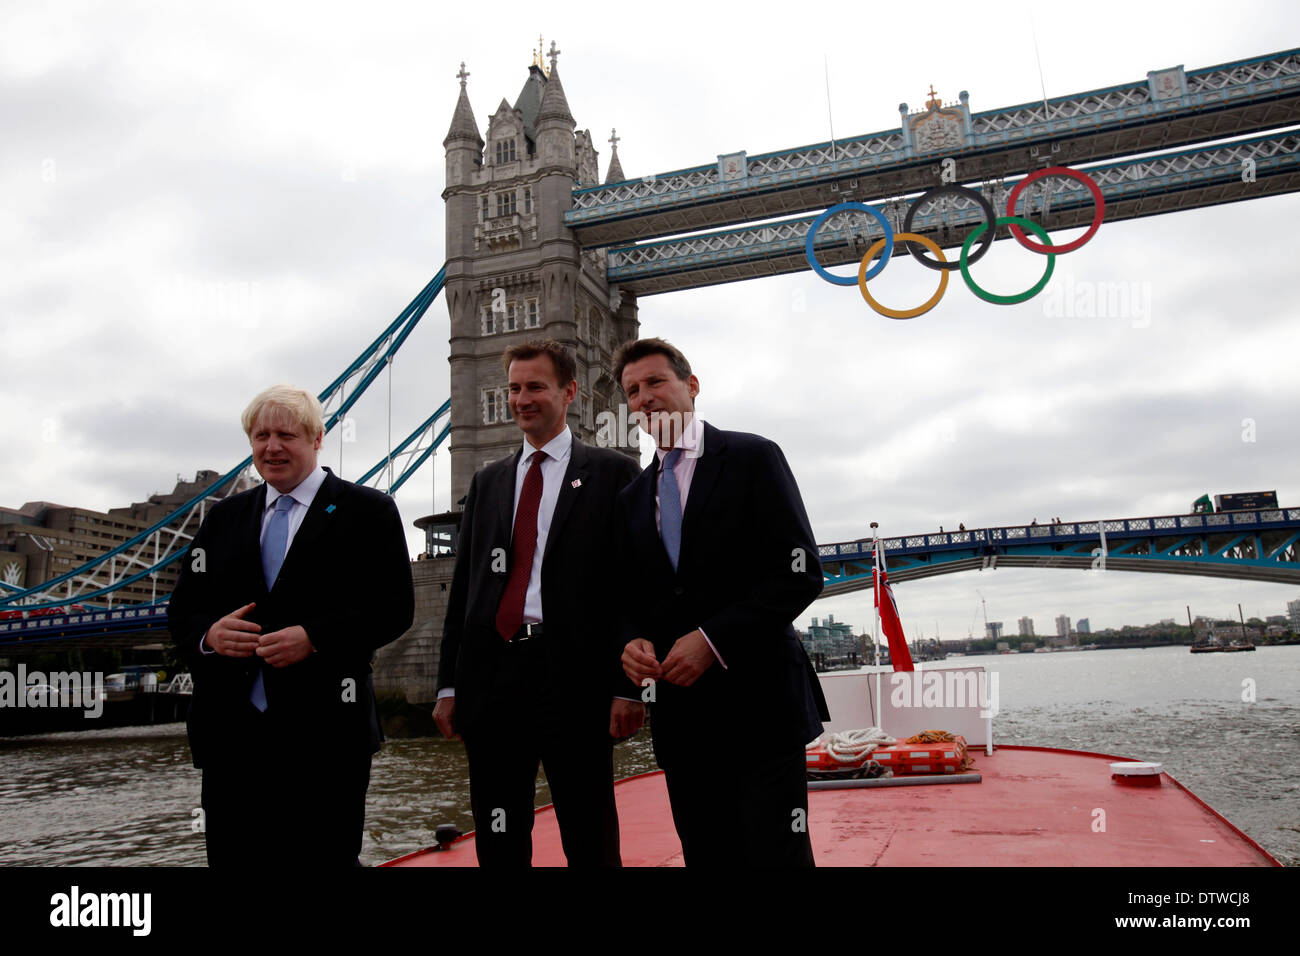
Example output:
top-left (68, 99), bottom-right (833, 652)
top-left (871, 521), bottom-right (882, 730)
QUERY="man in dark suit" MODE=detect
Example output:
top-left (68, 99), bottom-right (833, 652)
top-left (434, 339), bottom-right (643, 867)
top-left (614, 337), bottom-right (829, 867)
top-left (168, 384), bottom-right (414, 866)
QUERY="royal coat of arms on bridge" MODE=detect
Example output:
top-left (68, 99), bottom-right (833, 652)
top-left (901, 87), bottom-right (972, 155)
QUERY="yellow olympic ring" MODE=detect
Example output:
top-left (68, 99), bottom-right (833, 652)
top-left (857, 233), bottom-right (948, 319)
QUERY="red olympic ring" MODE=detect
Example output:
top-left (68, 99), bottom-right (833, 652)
top-left (1004, 166), bottom-right (1105, 255)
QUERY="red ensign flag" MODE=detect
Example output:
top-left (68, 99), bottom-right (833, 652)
top-left (874, 545), bottom-right (914, 671)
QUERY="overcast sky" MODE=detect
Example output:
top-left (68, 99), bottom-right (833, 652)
top-left (3, 1), bottom-right (1298, 640)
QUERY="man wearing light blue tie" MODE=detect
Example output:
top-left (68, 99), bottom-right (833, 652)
top-left (614, 338), bottom-right (828, 867)
top-left (168, 385), bottom-right (414, 866)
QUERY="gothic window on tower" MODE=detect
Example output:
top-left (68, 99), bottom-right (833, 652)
top-left (481, 195), bottom-right (489, 221)
top-left (505, 301), bottom-right (518, 333)
top-left (481, 305), bottom-right (496, 336)
top-left (495, 139), bottom-right (517, 165)
top-left (482, 386), bottom-right (511, 424)
top-left (526, 298), bottom-right (539, 328)
top-left (523, 188), bottom-right (533, 214)
top-left (496, 191), bottom-right (517, 218)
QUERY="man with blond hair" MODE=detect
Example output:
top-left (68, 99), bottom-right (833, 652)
top-left (169, 384), bottom-right (414, 866)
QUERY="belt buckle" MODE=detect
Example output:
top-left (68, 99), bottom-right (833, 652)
top-left (516, 622), bottom-right (542, 642)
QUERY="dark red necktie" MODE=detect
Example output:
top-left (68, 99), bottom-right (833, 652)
top-left (495, 451), bottom-right (546, 640)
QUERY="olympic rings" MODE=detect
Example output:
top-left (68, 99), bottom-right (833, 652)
top-left (804, 201), bottom-right (895, 286)
top-left (803, 165), bottom-right (1103, 316)
top-left (959, 216), bottom-right (1055, 305)
top-left (858, 233), bottom-right (948, 319)
top-left (902, 184), bottom-right (996, 272)
top-left (1004, 166), bottom-right (1105, 255)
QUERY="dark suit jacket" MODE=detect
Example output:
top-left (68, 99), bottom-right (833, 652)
top-left (167, 468), bottom-right (415, 768)
top-left (438, 435), bottom-right (641, 737)
top-left (616, 423), bottom-right (829, 768)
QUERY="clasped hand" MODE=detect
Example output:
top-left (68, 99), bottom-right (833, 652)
top-left (204, 602), bottom-right (314, 667)
top-left (622, 629), bottom-right (714, 688)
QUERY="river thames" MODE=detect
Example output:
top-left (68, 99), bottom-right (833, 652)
top-left (1, 645), bottom-right (1296, 866)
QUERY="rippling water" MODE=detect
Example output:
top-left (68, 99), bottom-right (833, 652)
top-left (1, 645), bottom-right (1295, 866)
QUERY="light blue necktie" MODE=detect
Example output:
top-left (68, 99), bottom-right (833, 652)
top-left (660, 448), bottom-right (683, 571)
top-left (252, 495), bottom-right (294, 711)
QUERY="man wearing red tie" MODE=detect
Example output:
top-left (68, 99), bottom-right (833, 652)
top-left (434, 340), bottom-right (642, 866)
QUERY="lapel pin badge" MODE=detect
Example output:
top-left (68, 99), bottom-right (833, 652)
top-left (325, 504), bottom-right (337, 514)
top-left (571, 479), bottom-right (582, 489)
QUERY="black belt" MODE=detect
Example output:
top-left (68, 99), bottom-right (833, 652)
top-left (509, 622), bottom-right (544, 642)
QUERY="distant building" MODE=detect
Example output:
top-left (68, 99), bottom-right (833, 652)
top-left (801, 614), bottom-right (861, 663)
top-left (1018, 616), bottom-right (1035, 637)
top-left (1077, 618), bottom-right (1091, 634)
top-left (1055, 615), bottom-right (1071, 638)
top-left (985, 621), bottom-right (1004, 640)
top-left (0, 470), bottom-right (254, 607)
top-left (1287, 599), bottom-right (1300, 633)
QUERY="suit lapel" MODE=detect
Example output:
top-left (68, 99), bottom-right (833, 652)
top-left (543, 439), bottom-right (588, 563)
top-left (680, 423), bottom-right (724, 561)
top-left (270, 470), bottom-right (339, 592)
top-left (245, 484), bottom-right (270, 595)
top-left (493, 449), bottom-right (522, 542)
top-left (629, 459), bottom-right (676, 577)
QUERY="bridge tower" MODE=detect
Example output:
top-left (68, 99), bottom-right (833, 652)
top-left (442, 42), bottom-right (639, 504)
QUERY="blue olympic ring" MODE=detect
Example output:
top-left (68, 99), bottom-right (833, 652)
top-left (803, 201), bottom-right (895, 286)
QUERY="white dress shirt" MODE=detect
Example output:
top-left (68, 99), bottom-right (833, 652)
top-left (437, 429), bottom-right (572, 700)
top-left (200, 466), bottom-right (327, 653)
top-left (262, 466), bottom-right (328, 558)
top-left (511, 425), bottom-right (572, 624)
top-left (652, 415), bottom-right (726, 669)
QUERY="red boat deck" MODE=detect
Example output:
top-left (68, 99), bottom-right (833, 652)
top-left (385, 745), bottom-right (1279, 867)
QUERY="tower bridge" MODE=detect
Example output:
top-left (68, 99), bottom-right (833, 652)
top-left (566, 48), bottom-right (1300, 246)
top-left (5, 42), bottom-right (1300, 677)
top-left (605, 131), bottom-right (1300, 293)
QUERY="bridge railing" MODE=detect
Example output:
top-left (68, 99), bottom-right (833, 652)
top-left (817, 508), bottom-right (1300, 561)
top-left (0, 602), bottom-right (170, 640)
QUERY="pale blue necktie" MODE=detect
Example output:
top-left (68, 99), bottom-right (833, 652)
top-left (252, 494), bottom-right (294, 711)
top-left (659, 449), bottom-right (683, 571)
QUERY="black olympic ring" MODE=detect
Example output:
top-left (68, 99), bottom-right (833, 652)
top-left (901, 184), bottom-right (997, 272)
